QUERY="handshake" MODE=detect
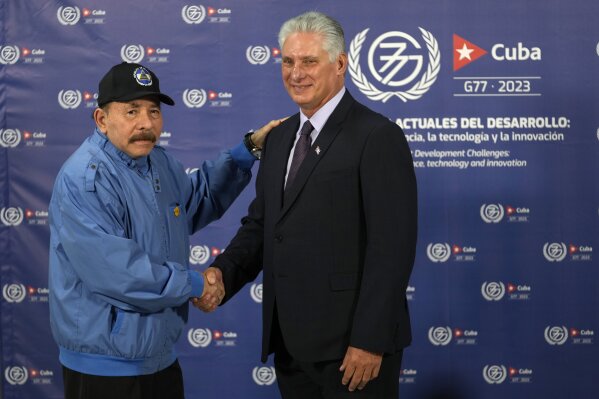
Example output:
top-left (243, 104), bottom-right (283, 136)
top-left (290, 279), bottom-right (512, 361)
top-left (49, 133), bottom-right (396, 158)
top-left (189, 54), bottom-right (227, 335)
top-left (191, 267), bottom-right (225, 313)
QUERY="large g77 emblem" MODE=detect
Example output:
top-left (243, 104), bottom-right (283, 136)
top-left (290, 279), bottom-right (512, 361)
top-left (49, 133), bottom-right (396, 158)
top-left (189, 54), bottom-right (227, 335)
top-left (349, 28), bottom-right (440, 102)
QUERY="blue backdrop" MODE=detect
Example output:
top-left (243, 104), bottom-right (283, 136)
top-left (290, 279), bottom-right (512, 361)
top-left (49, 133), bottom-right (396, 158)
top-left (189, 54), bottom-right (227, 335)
top-left (1, 0), bottom-right (598, 398)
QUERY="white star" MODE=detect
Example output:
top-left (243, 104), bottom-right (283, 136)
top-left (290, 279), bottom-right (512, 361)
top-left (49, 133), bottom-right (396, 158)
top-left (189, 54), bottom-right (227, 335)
top-left (456, 43), bottom-right (474, 61)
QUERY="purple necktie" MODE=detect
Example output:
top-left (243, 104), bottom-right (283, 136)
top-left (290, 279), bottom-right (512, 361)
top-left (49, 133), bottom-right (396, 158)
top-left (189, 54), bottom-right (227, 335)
top-left (286, 120), bottom-right (313, 188)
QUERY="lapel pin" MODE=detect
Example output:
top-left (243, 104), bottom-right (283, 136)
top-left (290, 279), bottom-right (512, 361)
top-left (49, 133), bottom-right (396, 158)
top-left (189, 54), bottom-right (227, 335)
top-left (315, 146), bottom-right (321, 155)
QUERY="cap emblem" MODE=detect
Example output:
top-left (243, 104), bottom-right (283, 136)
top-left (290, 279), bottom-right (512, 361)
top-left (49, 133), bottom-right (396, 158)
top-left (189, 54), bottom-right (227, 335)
top-left (133, 67), bottom-right (152, 86)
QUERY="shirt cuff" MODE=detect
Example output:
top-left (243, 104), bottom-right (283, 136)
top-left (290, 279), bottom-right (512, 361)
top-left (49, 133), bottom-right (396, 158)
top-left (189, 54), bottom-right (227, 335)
top-left (189, 270), bottom-right (204, 298)
top-left (230, 141), bottom-right (256, 170)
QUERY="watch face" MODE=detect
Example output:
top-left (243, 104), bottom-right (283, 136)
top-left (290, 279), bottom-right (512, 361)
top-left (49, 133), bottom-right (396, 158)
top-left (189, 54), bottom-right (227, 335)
top-left (244, 132), bottom-right (260, 159)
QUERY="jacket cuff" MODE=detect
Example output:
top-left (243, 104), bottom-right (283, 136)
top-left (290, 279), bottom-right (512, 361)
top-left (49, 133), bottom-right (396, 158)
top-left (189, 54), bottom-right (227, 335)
top-left (189, 270), bottom-right (204, 298)
top-left (230, 141), bottom-right (256, 170)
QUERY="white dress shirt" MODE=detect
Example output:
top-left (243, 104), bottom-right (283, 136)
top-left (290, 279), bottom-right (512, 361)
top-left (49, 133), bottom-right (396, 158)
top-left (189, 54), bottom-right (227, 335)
top-left (284, 87), bottom-right (346, 186)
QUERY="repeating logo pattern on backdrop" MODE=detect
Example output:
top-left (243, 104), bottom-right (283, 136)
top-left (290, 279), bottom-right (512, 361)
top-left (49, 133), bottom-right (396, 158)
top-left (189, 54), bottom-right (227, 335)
top-left (426, 243), bottom-right (451, 262)
top-left (544, 325), bottom-right (594, 345)
top-left (480, 203), bottom-right (504, 223)
top-left (428, 326), bottom-right (478, 345)
top-left (2, 283), bottom-right (49, 303)
top-left (121, 45), bottom-right (145, 63)
top-left (543, 242), bottom-right (593, 262)
top-left (4, 366), bottom-right (53, 386)
top-left (0, 45), bottom-right (45, 64)
top-left (0, 45), bottom-right (20, 65)
top-left (4, 367), bottom-right (28, 385)
top-left (3, 284), bottom-right (27, 303)
top-left (482, 365), bottom-right (507, 384)
top-left (1, 207), bottom-right (24, 226)
top-left (182, 5), bottom-right (206, 24)
top-left (120, 45), bottom-right (172, 64)
top-left (252, 367), bottom-right (276, 386)
top-left (246, 45), bottom-right (281, 65)
top-left (189, 245), bottom-right (211, 265)
top-left (481, 281), bottom-right (531, 301)
top-left (57, 6), bottom-right (106, 25)
top-left (183, 89), bottom-right (207, 108)
top-left (189, 245), bottom-right (221, 265)
top-left (428, 326), bottom-right (452, 346)
top-left (56, 6), bottom-right (81, 25)
top-left (480, 203), bottom-right (530, 223)
top-left (0, 129), bottom-right (22, 147)
top-left (483, 364), bottom-right (532, 384)
top-left (187, 328), bottom-right (238, 347)
top-left (250, 283), bottom-right (263, 303)
top-left (188, 328), bottom-right (212, 348)
top-left (181, 5), bottom-right (231, 24)
top-left (426, 242), bottom-right (477, 262)
top-left (183, 89), bottom-right (232, 108)
top-left (58, 90), bottom-right (83, 109)
top-left (480, 281), bottom-right (505, 301)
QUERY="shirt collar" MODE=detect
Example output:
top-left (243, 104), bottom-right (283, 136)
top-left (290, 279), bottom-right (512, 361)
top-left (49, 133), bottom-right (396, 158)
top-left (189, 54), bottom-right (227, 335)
top-left (299, 87), bottom-right (346, 135)
top-left (92, 128), bottom-right (151, 175)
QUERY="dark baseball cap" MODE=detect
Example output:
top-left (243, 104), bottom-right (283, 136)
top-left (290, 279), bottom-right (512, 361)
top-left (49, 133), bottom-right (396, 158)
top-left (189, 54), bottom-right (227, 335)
top-left (97, 62), bottom-right (175, 107)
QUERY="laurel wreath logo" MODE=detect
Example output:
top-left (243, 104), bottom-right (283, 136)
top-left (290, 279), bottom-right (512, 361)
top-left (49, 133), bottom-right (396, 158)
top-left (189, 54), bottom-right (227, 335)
top-left (349, 28), bottom-right (440, 102)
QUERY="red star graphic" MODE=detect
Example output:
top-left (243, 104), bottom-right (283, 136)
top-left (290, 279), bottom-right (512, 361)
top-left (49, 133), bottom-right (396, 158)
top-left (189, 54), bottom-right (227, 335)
top-left (453, 34), bottom-right (487, 71)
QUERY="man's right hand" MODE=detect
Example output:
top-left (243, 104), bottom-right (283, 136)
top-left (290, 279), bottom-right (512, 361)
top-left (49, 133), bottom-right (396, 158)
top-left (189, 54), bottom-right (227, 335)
top-left (191, 267), bottom-right (225, 312)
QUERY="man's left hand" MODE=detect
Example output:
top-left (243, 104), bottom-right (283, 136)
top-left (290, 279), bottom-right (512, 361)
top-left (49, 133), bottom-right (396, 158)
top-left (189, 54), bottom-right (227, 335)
top-left (339, 346), bottom-right (383, 391)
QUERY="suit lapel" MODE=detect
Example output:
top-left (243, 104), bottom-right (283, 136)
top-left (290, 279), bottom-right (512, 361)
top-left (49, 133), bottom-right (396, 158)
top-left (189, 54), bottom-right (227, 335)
top-left (279, 91), bottom-right (355, 221)
top-left (270, 114), bottom-right (301, 211)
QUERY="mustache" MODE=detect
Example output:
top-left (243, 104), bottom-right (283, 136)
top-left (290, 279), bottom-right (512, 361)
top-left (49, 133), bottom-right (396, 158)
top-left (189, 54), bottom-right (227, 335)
top-left (129, 131), bottom-right (157, 144)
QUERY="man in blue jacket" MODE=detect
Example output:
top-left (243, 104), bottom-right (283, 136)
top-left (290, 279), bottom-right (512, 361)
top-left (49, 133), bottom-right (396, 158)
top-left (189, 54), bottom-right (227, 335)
top-left (48, 62), bottom-right (278, 399)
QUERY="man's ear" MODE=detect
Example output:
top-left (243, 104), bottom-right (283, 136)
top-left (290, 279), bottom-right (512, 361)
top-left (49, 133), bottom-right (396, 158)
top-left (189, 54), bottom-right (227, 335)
top-left (337, 53), bottom-right (348, 76)
top-left (93, 107), bottom-right (108, 133)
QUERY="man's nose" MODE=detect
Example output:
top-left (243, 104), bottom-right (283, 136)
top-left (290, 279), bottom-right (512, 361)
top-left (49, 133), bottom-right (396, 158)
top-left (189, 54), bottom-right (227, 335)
top-left (137, 110), bottom-right (153, 128)
top-left (291, 64), bottom-right (305, 80)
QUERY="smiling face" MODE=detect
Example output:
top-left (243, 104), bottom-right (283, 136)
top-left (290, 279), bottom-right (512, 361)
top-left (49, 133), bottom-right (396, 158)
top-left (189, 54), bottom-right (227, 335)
top-left (281, 32), bottom-right (347, 118)
top-left (94, 97), bottom-right (163, 159)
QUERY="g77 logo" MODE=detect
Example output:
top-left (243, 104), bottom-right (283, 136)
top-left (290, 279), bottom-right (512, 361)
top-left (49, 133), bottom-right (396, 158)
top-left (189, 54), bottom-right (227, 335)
top-left (349, 28), bottom-right (440, 102)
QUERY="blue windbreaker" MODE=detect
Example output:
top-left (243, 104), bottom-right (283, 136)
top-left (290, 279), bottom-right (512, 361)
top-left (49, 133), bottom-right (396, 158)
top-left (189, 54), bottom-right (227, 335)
top-left (48, 128), bottom-right (254, 376)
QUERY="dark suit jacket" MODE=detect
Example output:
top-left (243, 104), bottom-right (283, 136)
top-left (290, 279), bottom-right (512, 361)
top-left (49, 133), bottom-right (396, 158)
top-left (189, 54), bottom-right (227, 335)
top-left (214, 91), bottom-right (417, 363)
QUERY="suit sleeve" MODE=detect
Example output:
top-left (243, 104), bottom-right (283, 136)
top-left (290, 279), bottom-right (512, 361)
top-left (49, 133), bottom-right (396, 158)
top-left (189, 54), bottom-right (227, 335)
top-left (210, 142), bottom-right (270, 302)
top-left (349, 121), bottom-right (418, 353)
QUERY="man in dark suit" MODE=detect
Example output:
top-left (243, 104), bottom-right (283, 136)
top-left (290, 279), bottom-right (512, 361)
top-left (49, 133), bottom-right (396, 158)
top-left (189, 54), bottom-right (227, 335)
top-left (199, 11), bottom-right (417, 398)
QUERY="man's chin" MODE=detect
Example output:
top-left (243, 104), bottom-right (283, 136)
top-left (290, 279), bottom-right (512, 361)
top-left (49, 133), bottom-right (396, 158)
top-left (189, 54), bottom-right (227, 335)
top-left (288, 93), bottom-right (312, 107)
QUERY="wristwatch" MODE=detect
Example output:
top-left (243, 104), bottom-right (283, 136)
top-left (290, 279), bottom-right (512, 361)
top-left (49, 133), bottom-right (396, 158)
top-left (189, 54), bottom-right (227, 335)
top-left (243, 131), bottom-right (262, 160)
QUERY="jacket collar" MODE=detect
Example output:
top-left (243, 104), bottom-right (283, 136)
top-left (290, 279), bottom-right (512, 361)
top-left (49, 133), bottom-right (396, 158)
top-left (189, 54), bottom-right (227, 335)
top-left (91, 128), bottom-right (150, 175)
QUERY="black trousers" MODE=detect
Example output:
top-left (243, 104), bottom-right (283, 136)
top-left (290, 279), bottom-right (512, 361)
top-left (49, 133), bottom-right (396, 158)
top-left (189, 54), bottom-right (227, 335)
top-left (62, 360), bottom-right (185, 399)
top-left (272, 311), bottom-right (403, 398)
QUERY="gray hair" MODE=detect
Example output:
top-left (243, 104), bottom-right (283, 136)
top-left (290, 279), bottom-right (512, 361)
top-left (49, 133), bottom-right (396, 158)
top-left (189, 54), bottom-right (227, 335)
top-left (278, 11), bottom-right (345, 63)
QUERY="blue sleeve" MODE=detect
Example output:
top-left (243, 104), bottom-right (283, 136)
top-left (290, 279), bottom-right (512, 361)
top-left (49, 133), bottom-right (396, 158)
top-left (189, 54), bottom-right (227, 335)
top-left (189, 270), bottom-right (204, 297)
top-left (230, 141), bottom-right (256, 170)
top-left (182, 142), bottom-right (254, 234)
top-left (52, 171), bottom-right (203, 313)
